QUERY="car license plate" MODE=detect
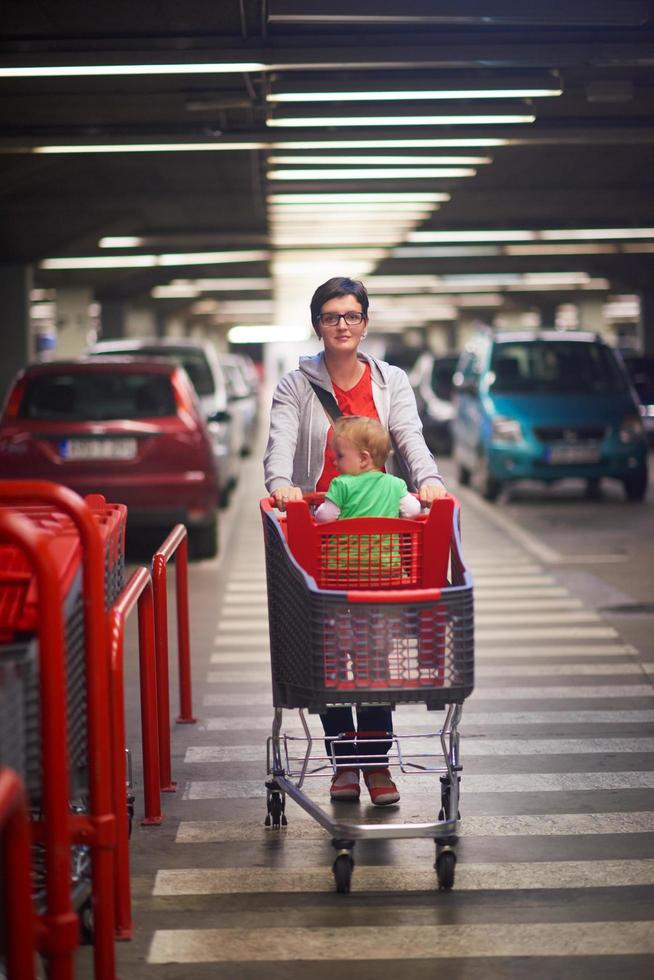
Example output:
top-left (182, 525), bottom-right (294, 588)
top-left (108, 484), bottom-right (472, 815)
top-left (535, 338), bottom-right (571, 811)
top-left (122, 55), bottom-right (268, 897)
top-left (546, 443), bottom-right (600, 464)
top-left (61, 438), bottom-right (138, 461)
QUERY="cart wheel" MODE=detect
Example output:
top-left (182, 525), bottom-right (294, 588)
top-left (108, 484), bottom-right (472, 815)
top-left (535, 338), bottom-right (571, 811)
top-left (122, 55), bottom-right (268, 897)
top-left (333, 853), bottom-right (354, 894)
top-left (435, 850), bottom-right (456, 891)
top-left (265, 791), bottom-right (286, 829)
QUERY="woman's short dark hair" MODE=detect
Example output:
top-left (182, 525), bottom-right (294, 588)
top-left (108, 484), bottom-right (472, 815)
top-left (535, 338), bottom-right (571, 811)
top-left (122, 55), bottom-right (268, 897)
top-left (310, 276), bottom-right (369, 331)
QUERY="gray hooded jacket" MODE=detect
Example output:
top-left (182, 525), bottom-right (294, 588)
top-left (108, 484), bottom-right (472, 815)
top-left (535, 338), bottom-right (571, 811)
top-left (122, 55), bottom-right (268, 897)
top-left (263, 350), bottom-right (444, 494)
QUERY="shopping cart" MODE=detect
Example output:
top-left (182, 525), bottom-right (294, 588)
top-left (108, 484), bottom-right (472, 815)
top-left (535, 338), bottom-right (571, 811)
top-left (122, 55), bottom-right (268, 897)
top-left (260, 492), bottom-right (474, 893)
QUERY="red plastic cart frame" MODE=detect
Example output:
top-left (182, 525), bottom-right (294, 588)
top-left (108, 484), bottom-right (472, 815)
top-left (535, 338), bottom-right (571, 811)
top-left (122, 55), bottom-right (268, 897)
top-left (0, 767), bottom-right (38, 980)
top-left (0, 509), bottom-right (79, 980)
top-left (0, 482), bottom-right (117, 980)
top-left (152, 523), bottom-right (196, 794)
top-left (107, 565), bottom-right (161, 941)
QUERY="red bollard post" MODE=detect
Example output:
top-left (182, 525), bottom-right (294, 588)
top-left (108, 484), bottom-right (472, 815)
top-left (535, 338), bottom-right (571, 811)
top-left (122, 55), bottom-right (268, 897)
top-left (0, 768), bottom-right (38, 980)
top-left (0, 511), bottom-right (79, 980)
top-left (152, 524), bottom-right (196, 791)
top-left (173, 533), bottom-right (196, 724)
top-left (107, 568), bottom-right (161, 942)
top-left (152, 552), bottom-right (176, 793)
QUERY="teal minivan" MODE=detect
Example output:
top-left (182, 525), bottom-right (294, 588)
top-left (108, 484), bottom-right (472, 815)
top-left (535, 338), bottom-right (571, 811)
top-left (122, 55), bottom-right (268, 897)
top-left (452, 330), bottom-right (648, 501)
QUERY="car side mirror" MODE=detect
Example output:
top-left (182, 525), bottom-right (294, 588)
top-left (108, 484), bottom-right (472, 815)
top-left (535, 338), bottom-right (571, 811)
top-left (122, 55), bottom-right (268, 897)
top-left (453, 373), bottom-right (479, 396)
top-left (208, 409), bottom-right (231, 424)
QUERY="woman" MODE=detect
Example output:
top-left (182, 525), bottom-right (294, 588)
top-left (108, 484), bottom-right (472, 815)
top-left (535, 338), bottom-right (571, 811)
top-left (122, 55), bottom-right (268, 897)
top-left (264, 276), bottom-right (447, 806)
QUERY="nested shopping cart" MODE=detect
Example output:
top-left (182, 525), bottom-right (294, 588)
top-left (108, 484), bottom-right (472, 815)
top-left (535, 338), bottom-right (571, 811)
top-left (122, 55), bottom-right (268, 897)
top-left (260, 492), bottom-right (474, 893)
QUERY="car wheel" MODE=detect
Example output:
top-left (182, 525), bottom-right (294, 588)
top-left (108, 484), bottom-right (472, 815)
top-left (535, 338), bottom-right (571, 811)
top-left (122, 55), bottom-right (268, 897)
top-left (219, 479), bottom-right (234, 509)
top-left (623, 465), bottom-right (648, 502)
top-left (477, 455), bottom-right (502, 502)
top-left (456, 462), bottom-right (471, 486)
top-left (190, 513), bottom-right (219, 559)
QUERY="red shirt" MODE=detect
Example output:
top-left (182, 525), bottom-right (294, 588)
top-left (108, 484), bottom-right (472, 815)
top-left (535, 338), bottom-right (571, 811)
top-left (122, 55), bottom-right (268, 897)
top-left (316, 362), bottom-right (380, 491)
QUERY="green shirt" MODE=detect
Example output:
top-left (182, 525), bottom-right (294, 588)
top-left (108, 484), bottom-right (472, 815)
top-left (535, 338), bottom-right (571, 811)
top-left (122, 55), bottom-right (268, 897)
top-left (325, 471), bottom-right (409, 573)
top-left (326, 470), bottom-right (408, 518)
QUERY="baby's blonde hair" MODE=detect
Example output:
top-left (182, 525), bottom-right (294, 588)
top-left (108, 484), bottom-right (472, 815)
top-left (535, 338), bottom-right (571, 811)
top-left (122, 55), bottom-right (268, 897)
top-left (332, 416), bottom-right (391, 469)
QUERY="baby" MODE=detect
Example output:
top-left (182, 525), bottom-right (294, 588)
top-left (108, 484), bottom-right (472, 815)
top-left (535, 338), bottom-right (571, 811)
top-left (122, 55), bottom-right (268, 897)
top-left (315, 416), bottom-right (420, 523)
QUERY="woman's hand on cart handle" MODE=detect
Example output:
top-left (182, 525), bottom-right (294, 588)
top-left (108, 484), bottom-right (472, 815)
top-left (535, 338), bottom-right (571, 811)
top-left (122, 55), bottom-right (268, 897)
top-left (271, 485), bottom-right (303, 511)
top-left (418, 482), bottom-right (448, 506)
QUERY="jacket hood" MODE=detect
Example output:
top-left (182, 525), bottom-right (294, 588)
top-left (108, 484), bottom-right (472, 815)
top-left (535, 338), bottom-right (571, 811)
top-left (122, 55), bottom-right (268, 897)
top-left (298, 350), bottom-right (389, 389)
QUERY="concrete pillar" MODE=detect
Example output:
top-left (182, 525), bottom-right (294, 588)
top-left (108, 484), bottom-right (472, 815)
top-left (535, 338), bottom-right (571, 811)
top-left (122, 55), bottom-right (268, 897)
top-left (100, 298), bottom-right (127, 339)
top-left (55, 286), bottom-right (93, 358)
top-left (577, 295), bottom-right (607, 338)
top-left (125, 305), bottom-right (156, 340)
top-left (640, 289), bottom-right (654, 354)
top-left (0, 264), bottom-right (32, 405)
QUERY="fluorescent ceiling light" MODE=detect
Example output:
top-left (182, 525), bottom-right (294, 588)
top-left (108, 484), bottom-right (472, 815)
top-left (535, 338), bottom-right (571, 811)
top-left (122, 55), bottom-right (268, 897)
top-left (0, 62), bottom-right (265, 78)
top-left (33, 142), bottom-right (265, 154)
top-left (270, 192), bottom-right (449, 203)
top-left (40, 250), bottom-right (269, 270)
top-left (268, 202), bottom-right (435, 213)
top-left (267, 114), bottom-right (535, 127)
top-left (409, 227), bottom-right (654, 243)
top-left (267, 167), bottom-right (476, 179)
top-left (541, 227), bottom-right (654, 240)
top-left (271, 138), bottom-right (508, 149)
top-left (394, 246), bottom-right (502, 258)
top-left (268, 88), bottom-right (561, 103)
top-left (269, 154), bottom-right (491, 164)
top-left (152, 285), bottom-right (200, 298)
top-left (410, 230), bottom-right (536, 242)
top-left (505, 244), bottom-right (617, 256)
top-left (99, 236), bottom-right (144, 248)
top-left (227, 324), bottom-right (312, 344)
top-left (173, 278), bottom-right (272, 290)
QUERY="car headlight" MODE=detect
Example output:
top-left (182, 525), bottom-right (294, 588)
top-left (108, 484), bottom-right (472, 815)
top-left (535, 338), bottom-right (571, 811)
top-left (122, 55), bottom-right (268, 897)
top-left (619, 414), bottom-right (645, 443)
top-left (491, 415), bottom-right (523, 444)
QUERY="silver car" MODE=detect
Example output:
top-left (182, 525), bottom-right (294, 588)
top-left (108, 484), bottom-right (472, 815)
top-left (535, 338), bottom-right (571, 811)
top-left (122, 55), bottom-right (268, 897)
top-left (87, 338), bottom-right (240, 505)
top-left (220, 353), bottom-right (260, 456)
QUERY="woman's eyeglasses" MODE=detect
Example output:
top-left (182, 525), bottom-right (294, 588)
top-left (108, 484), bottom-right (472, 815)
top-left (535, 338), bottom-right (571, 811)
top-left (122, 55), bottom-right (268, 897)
top-left (317, 311), bottom-right (366, 327)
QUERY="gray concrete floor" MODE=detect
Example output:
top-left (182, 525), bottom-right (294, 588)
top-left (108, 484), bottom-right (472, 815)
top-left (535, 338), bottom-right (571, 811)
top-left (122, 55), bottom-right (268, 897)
top-left (76, 446), bottom-right (654, 979)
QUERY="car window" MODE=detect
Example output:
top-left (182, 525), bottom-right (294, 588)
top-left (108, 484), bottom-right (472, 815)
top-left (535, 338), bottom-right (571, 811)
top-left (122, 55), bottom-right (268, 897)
top-left (430, 357), bottom-right (458, 401)
top-left (134, 347), bottom-right (215, 397)
top-left (20, 371), bottom-right (177, 420)
top-left (623, 356), bottom-right (654, 403)
top-left (489, 341), bottom-right (627, 395)
top-left (223, 363), bottom-right (249, 398)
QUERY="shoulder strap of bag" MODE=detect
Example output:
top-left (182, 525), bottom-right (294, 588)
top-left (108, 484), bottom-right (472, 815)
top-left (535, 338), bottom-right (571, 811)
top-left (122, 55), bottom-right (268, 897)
top-left (308, 379), bottom-right (343, 423)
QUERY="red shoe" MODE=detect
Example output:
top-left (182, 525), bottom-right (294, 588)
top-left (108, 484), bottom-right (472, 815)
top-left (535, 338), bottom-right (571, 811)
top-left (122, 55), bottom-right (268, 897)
top-left (330, 767), bottom-right (360, 802)
top-left (363, 768), bottom-right (400, 806)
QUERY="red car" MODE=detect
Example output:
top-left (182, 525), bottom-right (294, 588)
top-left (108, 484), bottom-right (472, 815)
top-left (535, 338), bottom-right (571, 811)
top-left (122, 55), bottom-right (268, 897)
top-left (0, 358), bottom-right (219, 558)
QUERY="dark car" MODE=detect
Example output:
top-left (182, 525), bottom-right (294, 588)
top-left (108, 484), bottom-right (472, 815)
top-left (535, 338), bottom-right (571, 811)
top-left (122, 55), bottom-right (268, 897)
top-left (87, 337), bottom-right (239, 506)
top-left (409, 352), bottom-right (459, 456)
top-left (0, 358), bottom-right (219, 557)
top-left (621, 352), bottom-right (654, 446)
top-left (452, 331), bottom-right (648, 502)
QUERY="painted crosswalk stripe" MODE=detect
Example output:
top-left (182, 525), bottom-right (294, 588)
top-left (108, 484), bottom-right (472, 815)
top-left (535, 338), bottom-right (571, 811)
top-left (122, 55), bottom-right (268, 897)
top-left (184, 737), bottom-right (654, 765)
top-left (149, 920), bottom-right (654, 963)
top-left (471, 587), bottom-right (571, 599)
top-left (175, 811), bottom-right (654, 844)
top-left (474, 598), bottom-right (584, 611)
top-left (209, 644), bottom-right (638, 664)
top-left (183, 771), bottom-right (654, 799)
top-left (207, 664), bottom-right (643, 684)
top-left (214, 611), bottom-right (606, 634)
top-left (201, 678), bottom-right (653, 697)
top-left (153, 859), bottom-right (654, 897)
top-left (477, 626), bottom-right (619, 641)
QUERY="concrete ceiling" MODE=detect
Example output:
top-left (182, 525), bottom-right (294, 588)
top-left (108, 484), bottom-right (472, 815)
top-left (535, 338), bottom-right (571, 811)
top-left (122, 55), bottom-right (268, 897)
top-left (2, 0), bottom-right (654, 328)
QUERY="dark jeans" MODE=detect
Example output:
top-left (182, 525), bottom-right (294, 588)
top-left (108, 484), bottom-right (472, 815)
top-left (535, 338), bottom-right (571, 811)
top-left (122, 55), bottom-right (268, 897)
top-left (320, 705), bottom-right (393, 769)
